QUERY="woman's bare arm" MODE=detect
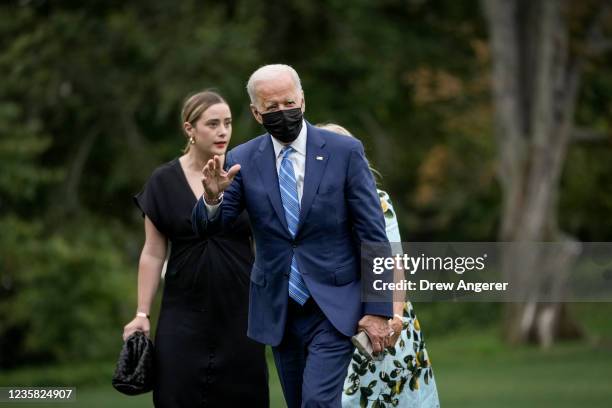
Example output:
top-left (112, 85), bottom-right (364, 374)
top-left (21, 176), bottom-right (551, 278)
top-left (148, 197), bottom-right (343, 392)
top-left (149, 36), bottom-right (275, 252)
top-left (123, 216), bottom-right (167, 340)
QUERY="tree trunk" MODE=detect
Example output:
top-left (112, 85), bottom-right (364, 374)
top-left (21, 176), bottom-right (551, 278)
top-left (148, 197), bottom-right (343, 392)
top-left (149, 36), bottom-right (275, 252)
top-left (483, 0), bottom-right (589, 347)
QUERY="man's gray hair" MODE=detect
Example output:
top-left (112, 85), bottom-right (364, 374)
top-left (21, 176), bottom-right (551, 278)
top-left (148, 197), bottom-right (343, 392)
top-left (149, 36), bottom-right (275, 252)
top-left (246, 64), bottom-right (303, 104)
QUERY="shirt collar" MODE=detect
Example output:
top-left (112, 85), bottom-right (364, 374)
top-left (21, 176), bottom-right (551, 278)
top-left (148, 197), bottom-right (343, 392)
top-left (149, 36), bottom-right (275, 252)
top-left (271, 119), bottom-right (307, 159)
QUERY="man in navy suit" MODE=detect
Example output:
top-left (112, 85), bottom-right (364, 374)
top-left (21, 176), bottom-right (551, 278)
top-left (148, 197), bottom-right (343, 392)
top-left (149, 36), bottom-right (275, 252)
top-left (192, 64), bottom-right (393, 407)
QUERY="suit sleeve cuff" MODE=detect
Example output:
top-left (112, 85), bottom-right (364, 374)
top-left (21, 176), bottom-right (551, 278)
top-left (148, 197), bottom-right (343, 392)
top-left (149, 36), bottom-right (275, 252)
top-left (363, 302), bottom-right (394, 319)
top-left (204, 197), bottom-right (222, 218)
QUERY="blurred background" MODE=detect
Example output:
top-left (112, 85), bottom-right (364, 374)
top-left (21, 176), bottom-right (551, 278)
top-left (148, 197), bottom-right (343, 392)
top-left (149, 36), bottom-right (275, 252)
top-left (1, 0), bottom-right (611, 407)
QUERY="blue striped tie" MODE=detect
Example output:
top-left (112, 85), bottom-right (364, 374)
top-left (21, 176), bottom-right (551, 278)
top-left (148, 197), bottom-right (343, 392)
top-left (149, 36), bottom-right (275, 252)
top-left (279, 146), bottom-right (310, 305)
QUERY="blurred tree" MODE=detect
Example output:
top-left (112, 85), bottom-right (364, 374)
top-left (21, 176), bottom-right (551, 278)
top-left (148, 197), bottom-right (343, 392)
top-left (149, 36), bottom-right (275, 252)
top-left (0, 100), bottom-right (57, 367)
top-left (483, 0), bottom-right (612, 346)
top-left (0, 98), bottom-right (135, 366)
top-left (0, 0), bottom-right (262, 366)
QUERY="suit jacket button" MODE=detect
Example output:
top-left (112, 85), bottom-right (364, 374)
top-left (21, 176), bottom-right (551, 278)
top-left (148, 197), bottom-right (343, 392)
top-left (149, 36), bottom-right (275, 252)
top-left (292, 243), bottom-right (298, 248)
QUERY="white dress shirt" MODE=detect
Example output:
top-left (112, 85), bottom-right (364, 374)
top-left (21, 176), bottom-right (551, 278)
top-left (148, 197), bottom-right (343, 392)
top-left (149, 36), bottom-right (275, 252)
top-left (270, 119), bottom-right (307, 202)
top-left (205, 120), bottom-right (308, 216)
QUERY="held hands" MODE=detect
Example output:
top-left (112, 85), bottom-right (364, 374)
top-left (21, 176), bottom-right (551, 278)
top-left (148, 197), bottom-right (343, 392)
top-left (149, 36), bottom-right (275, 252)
top-left (201, 155), bottom-right (241, 203)
top-left (357, 314), bottom-right (396, 355)
top-left (123, 316), bottom-right (150, 341)
top-left (388, 315), bottom-right (403, 347)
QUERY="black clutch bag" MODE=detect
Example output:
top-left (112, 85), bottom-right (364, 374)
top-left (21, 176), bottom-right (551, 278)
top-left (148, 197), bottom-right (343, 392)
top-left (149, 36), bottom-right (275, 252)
top-left (112, 331), bottom-right (155, 395)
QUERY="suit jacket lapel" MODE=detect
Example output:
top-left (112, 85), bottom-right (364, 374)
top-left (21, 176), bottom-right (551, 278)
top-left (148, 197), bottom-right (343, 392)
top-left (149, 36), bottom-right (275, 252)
top-left (254, 136), bottom-right (289, 233)
top-left (298, 123), bottom-right (329, 233)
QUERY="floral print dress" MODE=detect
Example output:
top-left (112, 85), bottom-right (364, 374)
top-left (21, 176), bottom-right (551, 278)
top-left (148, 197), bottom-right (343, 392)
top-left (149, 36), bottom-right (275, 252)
top-left (342, 190), bottom-right (440, 408)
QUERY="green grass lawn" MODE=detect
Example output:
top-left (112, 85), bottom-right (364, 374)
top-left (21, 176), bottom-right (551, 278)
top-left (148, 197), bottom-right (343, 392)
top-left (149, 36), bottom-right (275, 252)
top-left (2, 303), bottom-right (611, 407)
top-left (428, 330), bottom-right (612, 407)
top-left (3, 334), bottom-right (611, 408)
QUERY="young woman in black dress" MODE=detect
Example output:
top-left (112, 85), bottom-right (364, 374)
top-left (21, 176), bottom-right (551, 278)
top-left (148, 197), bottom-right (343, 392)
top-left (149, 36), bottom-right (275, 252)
top-left (122, 90), bottom-right (269, 407)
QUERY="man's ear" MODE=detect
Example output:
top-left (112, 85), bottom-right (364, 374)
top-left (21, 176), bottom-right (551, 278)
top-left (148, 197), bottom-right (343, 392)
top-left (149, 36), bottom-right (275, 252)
top-left (301, 91), bottom-right (306, 113)
top-left (250, 104), bottom-right (263, 125)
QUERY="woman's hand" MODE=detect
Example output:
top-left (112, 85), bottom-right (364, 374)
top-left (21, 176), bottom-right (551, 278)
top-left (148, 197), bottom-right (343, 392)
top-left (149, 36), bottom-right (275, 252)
top-left (123, 316), bottom-right (150, 341)
top-left (387, 316), bottom-right (403, 347)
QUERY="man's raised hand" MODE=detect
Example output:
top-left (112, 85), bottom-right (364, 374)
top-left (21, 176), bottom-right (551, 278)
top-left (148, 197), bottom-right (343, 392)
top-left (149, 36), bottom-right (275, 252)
top-left (201, 155), bottom-right (241, 203)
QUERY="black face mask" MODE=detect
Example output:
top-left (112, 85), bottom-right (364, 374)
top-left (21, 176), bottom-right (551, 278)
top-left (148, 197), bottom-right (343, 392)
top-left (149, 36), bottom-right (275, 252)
top-left (261, 107), bottom-right (303, 143)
